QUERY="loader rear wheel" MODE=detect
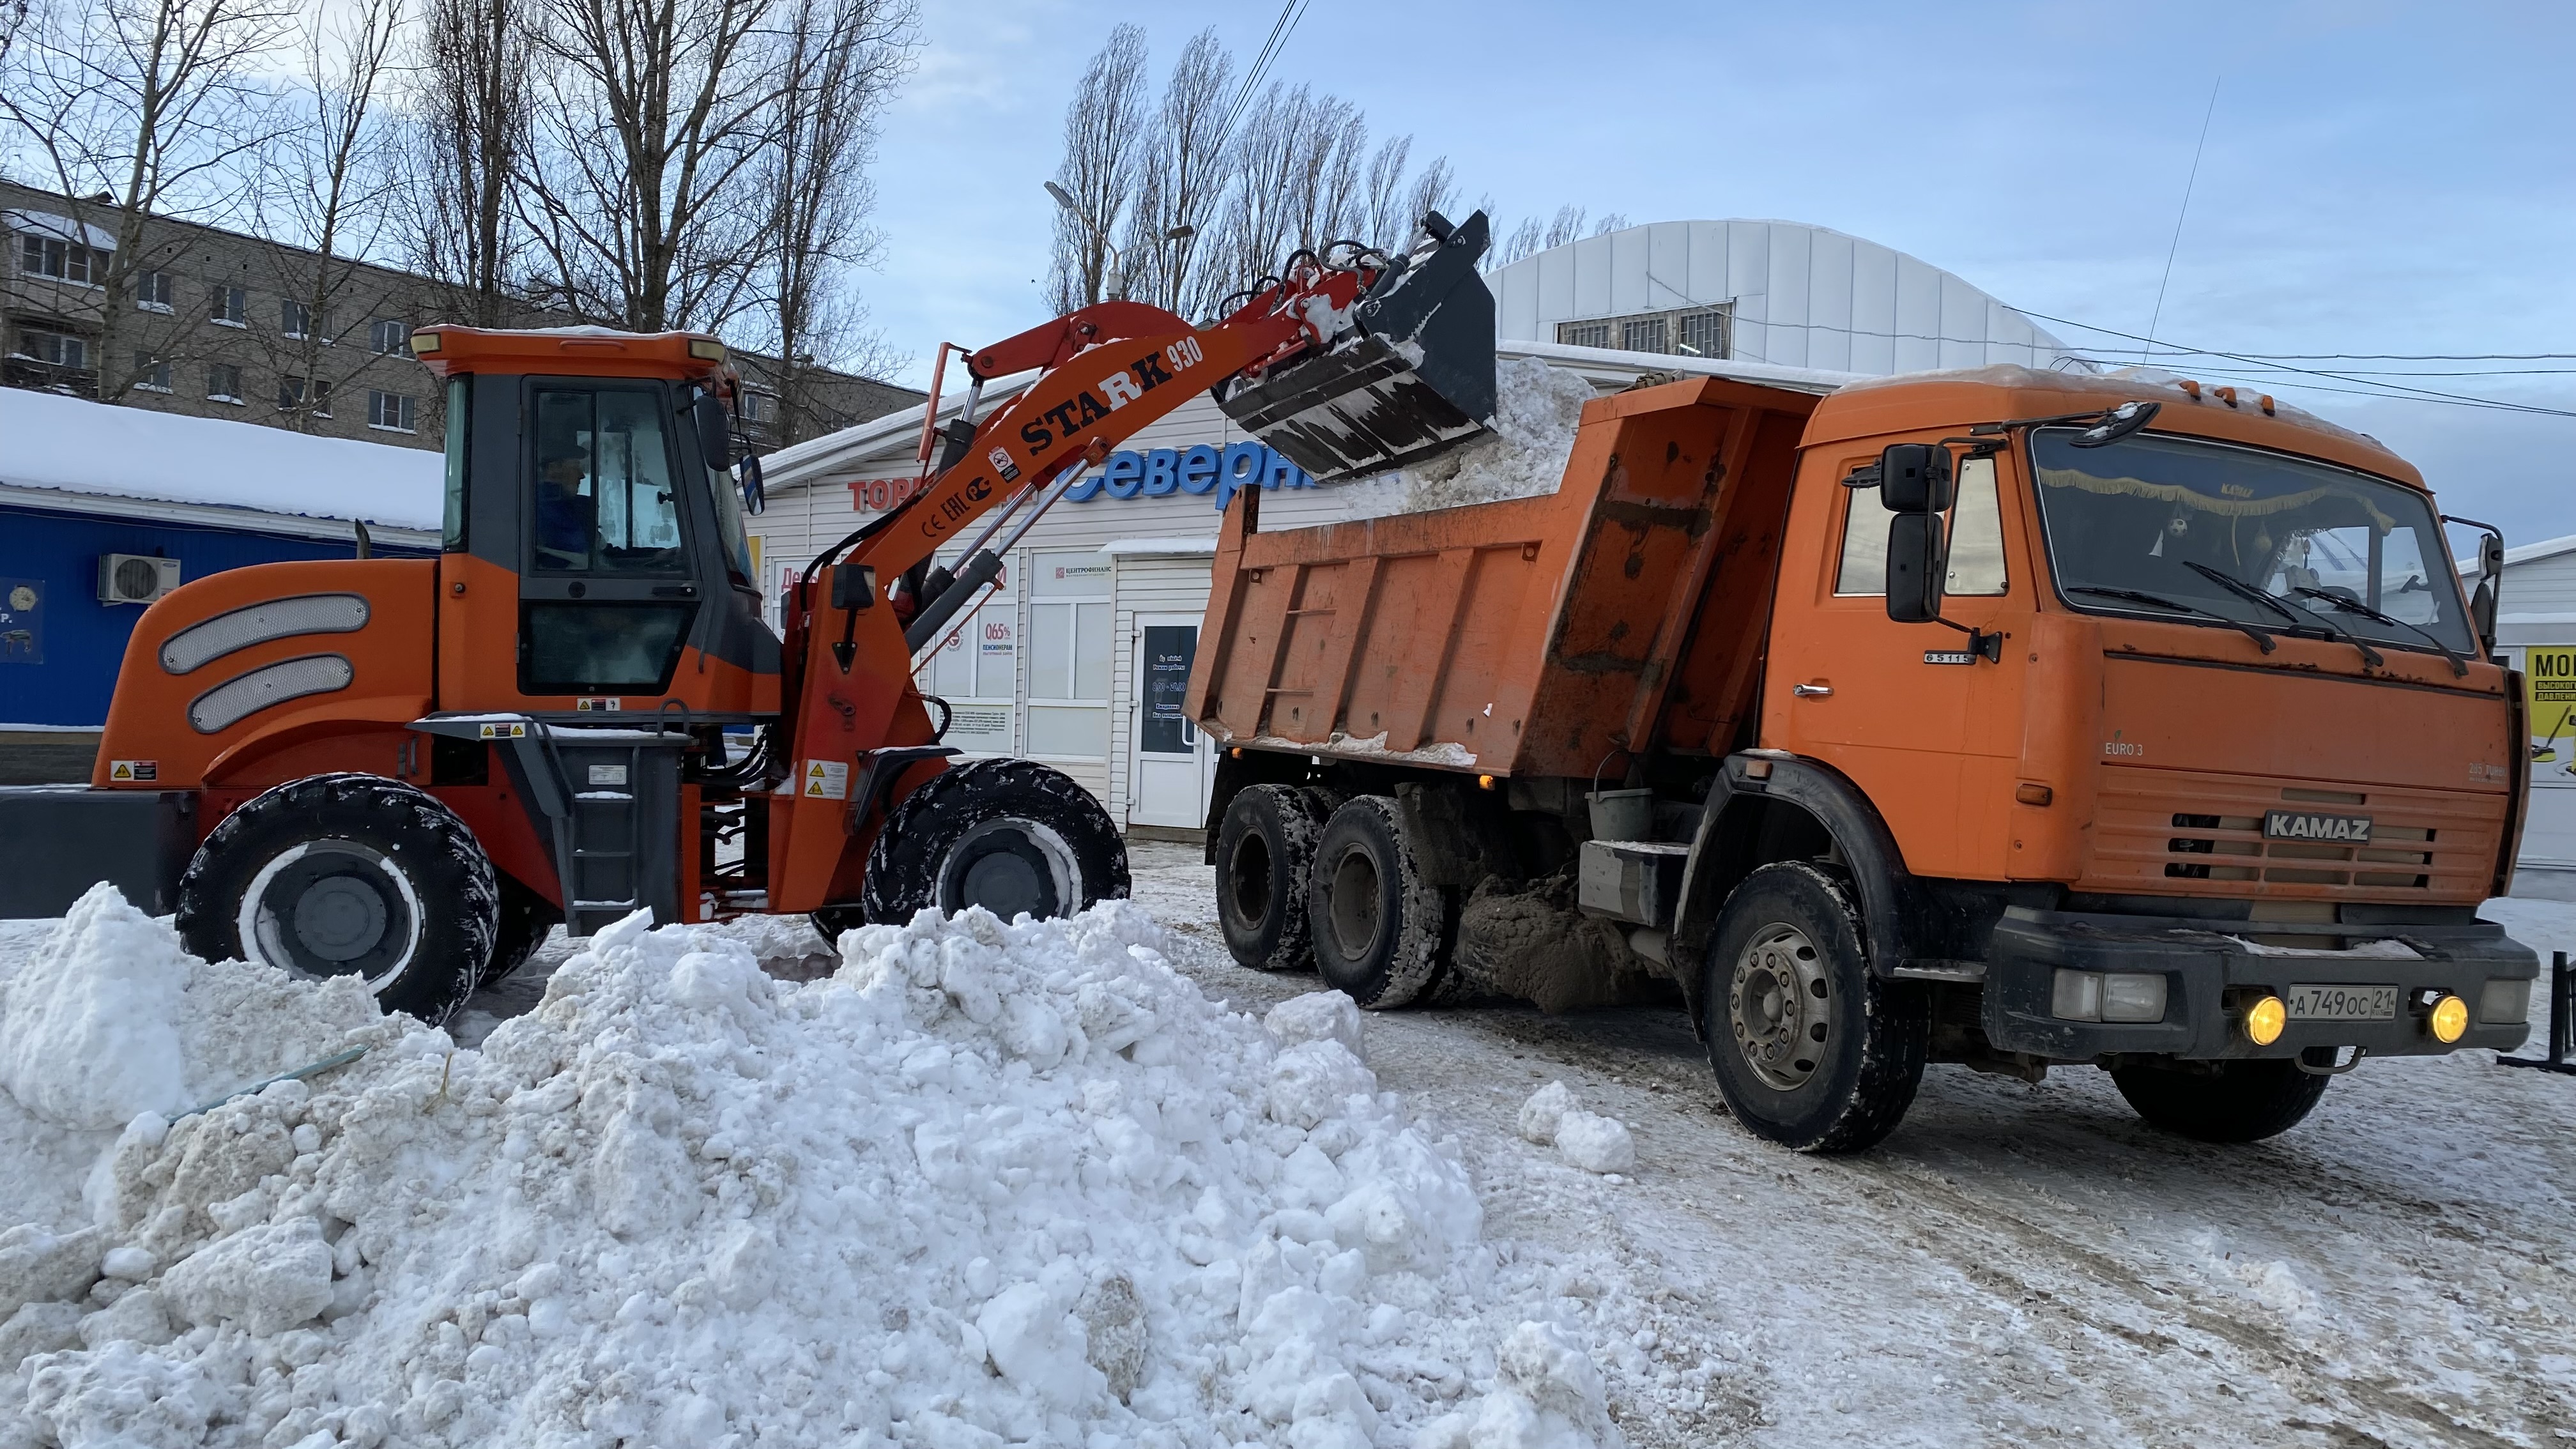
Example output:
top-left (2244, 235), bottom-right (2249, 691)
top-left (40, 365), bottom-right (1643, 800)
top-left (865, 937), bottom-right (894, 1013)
top-left (177, 774), bottom-right (498, 1026)
top-left (1215, 785), bottom-right (1332, 972)
top-left (860, 758), bottom-right (1129, 924)
top-left (1699, 862), bottom-right (1928, 1154)
top-left (2110, 1059), bottom-right (2329, 1143)
top-left (1307, 795), bottom-right (1448, 1009)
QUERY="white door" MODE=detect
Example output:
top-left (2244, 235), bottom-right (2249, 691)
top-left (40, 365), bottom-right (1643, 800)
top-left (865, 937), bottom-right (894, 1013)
top-left (1130, 613), bottom-right (1214, 829)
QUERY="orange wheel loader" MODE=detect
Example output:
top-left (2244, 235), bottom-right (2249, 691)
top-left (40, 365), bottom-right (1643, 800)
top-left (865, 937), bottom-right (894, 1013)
top-left (0, 215), bottom-right (1504, 1025)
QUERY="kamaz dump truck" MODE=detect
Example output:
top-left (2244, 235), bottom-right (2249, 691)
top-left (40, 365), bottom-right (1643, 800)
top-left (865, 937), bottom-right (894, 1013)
top-left (1190, 367), bottom-right (2538, 1152)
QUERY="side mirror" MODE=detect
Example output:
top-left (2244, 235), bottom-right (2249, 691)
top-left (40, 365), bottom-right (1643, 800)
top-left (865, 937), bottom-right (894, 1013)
top-left (739, 451), bottom-right (765, 516)
top-left (2473, 531), bottom-right (2503, 650)
top-left (1887, 512), bottom-right (1946, 624)
top-left (1878, 442), bottom-right (1953, 513)
top-left (693, 392), bottom-right (734, 471)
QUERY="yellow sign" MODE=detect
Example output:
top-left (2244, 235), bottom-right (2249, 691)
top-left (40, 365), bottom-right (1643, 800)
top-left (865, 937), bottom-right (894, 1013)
top-left (2526, 646), bottom-right (2576, 762)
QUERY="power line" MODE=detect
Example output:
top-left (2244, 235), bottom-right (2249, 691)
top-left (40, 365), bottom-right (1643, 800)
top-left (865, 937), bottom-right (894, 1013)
top-left (2143, 77), bottom-right (2221, 365)
top-left (2145, 349), bottom-right (2576, 362)
top-left (1211, 0), bottom-right (1311, 155)
top-left (2021, 309), bottom-right (2576, 418)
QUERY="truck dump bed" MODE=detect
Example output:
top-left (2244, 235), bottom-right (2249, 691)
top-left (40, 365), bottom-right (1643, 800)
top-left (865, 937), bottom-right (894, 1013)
top-left (1189, 375), bottom-right (1824, 778)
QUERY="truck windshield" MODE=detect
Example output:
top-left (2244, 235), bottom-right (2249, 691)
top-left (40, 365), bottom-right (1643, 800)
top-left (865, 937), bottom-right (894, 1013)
top-left (2029, 426), bottom-right (2474, 657)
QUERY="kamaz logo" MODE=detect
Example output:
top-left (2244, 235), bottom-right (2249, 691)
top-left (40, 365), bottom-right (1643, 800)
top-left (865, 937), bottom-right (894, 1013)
top-left (2264, 811), bottom-right (2372, 843)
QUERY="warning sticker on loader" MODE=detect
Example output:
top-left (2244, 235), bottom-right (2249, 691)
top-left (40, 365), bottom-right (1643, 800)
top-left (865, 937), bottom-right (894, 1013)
top-left (108, 760), bottom-right (157, 782)
top-left (802, 759), bottom-right (849, 800)
top-left (479, 722), bottom-right (530, 739)
top-left (2527, 646), bottom-right (2576, 765)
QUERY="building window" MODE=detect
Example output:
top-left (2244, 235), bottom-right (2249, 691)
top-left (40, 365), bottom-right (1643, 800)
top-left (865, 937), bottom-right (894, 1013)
top-left (211, 286), bottom-right (247, 326)
top-left (207, 362), bottom-right (244, 403)
top-left (369, 318), bottom-right (406, 355)
top-left (17, 234), bottom-right (105, 285)
top-left (1620, 317), bottom-right (1668, 354)
top-left (1676, 310), bottom-right (1728, 359)
top-left (15, 328), bottom-right (88, 369)
top-left (279, 375), bottom-right (330, 414)
top-left (1025, 551), bottom-right (1114, 759)
top-left (368, 389), bottom-right (416, 432)
top-left (134, 270), bottom-right (174, 312)
top-left (739, 390), bottom-right (765, 422)
top-left (132, 352), bottom-right (172, 392)
top-left (280, 299), bottom-right (311, 337)
top-left (1558, 321), bottom-right (1610, 349)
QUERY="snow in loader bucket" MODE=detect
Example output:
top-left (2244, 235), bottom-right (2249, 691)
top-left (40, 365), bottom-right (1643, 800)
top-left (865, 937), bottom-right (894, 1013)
top-left (1220, 210), bottom-right (1499, 482)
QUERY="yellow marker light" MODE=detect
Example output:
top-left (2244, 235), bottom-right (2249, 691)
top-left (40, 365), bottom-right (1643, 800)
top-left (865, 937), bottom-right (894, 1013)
top-left (688, 338), bottom-right (728, 362)
top-left (2246, 995), bottom-right (2287, 1046)
top-left (1477, 774), bottom-right (1496, 790)
top-left (409, 330), bottom-right (441, 356)
top-left (2428, 993), bottom-right (2470, 1044)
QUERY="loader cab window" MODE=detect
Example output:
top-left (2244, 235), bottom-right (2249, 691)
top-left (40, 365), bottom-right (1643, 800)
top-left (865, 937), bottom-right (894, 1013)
top-left (441, 378), bottom-right (468, 550)
top-left (530, 387), bottom-right (685, 574)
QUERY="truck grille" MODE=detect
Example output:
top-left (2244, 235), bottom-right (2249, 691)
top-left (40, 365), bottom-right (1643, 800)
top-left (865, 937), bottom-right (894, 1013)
top-left (2091, 769), bottom-right (2501, 902)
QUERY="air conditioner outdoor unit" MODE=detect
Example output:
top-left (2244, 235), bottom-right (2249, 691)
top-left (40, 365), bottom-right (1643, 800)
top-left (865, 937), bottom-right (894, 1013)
top-left (98, 553), bottom-right (181, 605)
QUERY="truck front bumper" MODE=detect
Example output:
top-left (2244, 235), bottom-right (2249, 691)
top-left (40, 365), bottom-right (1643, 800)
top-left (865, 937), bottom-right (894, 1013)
top-left (1981, 906), bottom-right (2537, 1062)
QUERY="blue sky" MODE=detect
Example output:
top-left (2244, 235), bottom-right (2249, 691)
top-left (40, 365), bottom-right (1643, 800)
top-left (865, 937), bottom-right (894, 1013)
top-left (861, 0), bottom-right (2575, 548)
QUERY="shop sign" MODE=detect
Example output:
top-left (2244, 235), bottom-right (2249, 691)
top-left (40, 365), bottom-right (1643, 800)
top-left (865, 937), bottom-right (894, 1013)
top-left (841, 442), bottom-right (1313, 516)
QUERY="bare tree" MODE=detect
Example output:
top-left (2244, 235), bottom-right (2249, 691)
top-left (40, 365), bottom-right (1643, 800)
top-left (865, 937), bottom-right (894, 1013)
top-left (516, 0), bottom-right (789, 332)
top-left (1120, 26), bottom-right (1230, 319)
top-left (399, 0), bottom-right (530, 326)
top-left (1045, 22), bottom-right (1147, 312)
top-left (1542, 204), bottom-right (1588, 249)
top-left (1492, 215), bottom-right (1543, 269)
top-left (751, 0), bottom-right (915, 443)
top-left (251, 0), bottom-right (410, 432)
top-left (0, 0), bottom-right (298, 401)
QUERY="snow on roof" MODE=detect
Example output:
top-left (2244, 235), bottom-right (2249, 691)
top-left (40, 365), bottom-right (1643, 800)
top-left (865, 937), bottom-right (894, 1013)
top-left (2, 207), bottom-right (116, 250)
top-left (0, 387), bottom-right (442, 531)
top-left (755, 368), bottom-right (1039, 491)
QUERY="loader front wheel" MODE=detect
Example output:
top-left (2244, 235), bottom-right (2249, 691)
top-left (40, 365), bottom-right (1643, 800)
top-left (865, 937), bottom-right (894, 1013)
top-left (860, 758), bottom-right (1129, 924)
top-left (1215, 785), bottom-right (1331, 972)
top-left (177, 774), bottom-right (498, 1026)
top-left (478, 875), bottom-right (561, 989)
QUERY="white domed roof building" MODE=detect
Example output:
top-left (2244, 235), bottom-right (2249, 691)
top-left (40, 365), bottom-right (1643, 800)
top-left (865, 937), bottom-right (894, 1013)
top-left (1487, 218), bottom-right (2077, 376)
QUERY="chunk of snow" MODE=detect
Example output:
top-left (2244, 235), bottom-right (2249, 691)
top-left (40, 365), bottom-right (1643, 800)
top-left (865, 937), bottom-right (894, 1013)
top-left (1553, 1112), bottom-right (1636, 1175)
top-left (1519, 1080), bottom-right (1580, 1145)
top-left (1267, 990), bottom-right (1367, 1061)
top-left (1393, 356), bottom-right (1598, 512)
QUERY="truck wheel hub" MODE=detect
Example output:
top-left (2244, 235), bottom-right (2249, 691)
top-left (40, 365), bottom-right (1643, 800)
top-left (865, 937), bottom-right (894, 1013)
top-left (1730, 923), bottom-right (1832, 1091)
top-left (1328, 848), bottom-right (1383, 957)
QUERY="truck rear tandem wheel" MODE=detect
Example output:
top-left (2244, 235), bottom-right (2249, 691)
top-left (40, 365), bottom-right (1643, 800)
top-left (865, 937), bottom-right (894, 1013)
top-left (1307, 795), bottom-right (1451, 1010)
top-left (1214, 784), bottom-right (1333, 972)
top-left (858, 757), bottom-right (1130, 926)
top-left (175, 774), bottom-right (500, 1027)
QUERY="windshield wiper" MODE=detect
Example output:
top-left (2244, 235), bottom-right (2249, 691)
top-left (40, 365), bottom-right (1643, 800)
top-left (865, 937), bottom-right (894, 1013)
top-left (2289, 586), bottom-right (2467, 677)
top-left (2067, 586), bottom-right (2277, 653)
top-left (2182, 561), bottom-right (2385, 669)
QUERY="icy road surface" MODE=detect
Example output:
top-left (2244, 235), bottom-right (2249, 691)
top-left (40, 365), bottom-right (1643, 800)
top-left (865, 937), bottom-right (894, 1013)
top-left (1124, 845), bottom-right (2576, 1449)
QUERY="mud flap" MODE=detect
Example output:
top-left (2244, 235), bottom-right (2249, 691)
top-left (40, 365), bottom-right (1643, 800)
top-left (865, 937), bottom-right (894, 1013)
top-left (1219, 211), bottom-right (1498, 482)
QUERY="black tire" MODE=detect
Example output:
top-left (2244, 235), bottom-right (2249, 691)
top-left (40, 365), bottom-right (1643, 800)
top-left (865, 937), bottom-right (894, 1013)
top-left (479, 875), bottom-right (560, 989)
top-left (1307, 795), bottom-right (1448, 1010)
top-left (176, 773), bottom-right (498, 1026)
top-left (859, 758), bottom-right (1130, 923)
top-left (1215, 785), bottom-right (1331, 972)
top-left (2110, 1059), bottom-right (2329, 1143)
top-left (1699, 861), bottom-right (1928, 1153)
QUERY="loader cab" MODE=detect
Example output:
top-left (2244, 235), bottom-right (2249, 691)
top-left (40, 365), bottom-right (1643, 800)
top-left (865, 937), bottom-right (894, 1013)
top-left (413, 326), bottom-right (781, 721)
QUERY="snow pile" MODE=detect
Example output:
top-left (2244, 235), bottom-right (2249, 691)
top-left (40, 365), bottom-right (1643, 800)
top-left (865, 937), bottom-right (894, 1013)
top-left (1517, 1084), bottom-right (1635, 1176)
top-left (1398, 358), bottom-right (1597, 512)
top-left (0, 885), bottom-right (1623, 1448)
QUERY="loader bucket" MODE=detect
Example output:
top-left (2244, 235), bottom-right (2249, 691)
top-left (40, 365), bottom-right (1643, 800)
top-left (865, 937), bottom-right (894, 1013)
top-left (1221, 211), bottom-right (1498, 482)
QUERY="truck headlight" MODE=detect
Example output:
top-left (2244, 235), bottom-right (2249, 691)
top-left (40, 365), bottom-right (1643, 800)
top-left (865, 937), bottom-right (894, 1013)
top-left (2478, 977), bottom-right (2531, 1025)
top-left (2051, 970), bottom-right (2167, 1022)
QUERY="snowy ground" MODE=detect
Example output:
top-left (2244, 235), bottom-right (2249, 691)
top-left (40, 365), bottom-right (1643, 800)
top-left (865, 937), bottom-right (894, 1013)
top-left (1128, 846), bottom-right (2576, 1449)
top-left (5, 855), bottom-right (2570, 1448)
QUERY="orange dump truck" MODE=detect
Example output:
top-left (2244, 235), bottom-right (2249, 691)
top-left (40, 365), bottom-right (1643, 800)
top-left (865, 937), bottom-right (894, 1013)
top-left (1188, 367), bottom-right (2537, 1153)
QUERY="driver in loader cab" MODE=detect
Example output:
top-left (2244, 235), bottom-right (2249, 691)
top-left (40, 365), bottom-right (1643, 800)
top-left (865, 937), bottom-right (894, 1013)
top-left (535, 441), bottom-right (592, 569)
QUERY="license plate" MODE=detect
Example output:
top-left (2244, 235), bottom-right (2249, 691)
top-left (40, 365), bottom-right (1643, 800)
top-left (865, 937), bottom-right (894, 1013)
top-left (2286, 984), bottom-right (2398, 1021)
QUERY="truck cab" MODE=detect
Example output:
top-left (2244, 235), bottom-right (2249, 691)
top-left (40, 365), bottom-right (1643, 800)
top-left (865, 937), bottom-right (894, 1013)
top-left (1191, 365), bottom-right (2536, 1152)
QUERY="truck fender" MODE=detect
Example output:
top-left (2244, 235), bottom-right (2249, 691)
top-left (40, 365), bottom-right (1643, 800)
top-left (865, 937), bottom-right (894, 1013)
top-left (1670, 753), bottom-right (1924, 1032)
